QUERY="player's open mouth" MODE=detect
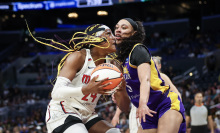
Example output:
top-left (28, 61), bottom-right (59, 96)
top-left (115, 34), bottom-right (121, 40)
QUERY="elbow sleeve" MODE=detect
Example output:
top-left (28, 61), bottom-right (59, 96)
top-left (51, 76), bottom-right (83, 100)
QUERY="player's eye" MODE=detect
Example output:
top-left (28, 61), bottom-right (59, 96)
top-left (122, 26), bottom-right (126, 29)
top-left (106, 32), bottom-right (111, 36)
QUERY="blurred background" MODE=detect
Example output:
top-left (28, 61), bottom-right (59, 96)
top-left (0, 0), bottom-right (220, 132)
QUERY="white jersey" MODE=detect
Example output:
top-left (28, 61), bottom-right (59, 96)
top-left (46, 49), bottom-right (104, 132)
top-left (50, 49), bottom-right (101, 113)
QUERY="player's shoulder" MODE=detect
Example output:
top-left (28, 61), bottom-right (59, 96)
top-left (160, 73), bottom-right (168, 77)
top-left (67, 49), bottom-right (86, 61)
top-left (133, 43), bottom-right (146, 49)
top-left (160, 73), bottom-right (170, 80)
top-left (132, 44), bottom-right (149, 54)
top-left (64, 49), bottom-right (87, 68)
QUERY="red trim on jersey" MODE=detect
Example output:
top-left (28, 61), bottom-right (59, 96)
top-left (195, 103), bottom-right (204, 107)
top-left (60, 101), bottom-right (76, 114)
top-left (47, 105), bottom-right (51, 122)
top-left (88, 58), bottom-right (92, 61)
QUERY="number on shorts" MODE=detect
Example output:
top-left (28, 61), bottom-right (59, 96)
top-left (81, 93), bottom-right (97, 102)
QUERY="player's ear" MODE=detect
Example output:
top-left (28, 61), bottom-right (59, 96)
top-left (132, 31), bottom-right (137, 36)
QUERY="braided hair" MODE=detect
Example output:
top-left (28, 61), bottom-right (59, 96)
top-left (26, 23), bottom-right (111, 80)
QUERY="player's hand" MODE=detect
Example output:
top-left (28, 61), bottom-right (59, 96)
top-left (111, 78), bottom-right (125, 103)
top-left (111, 115), bottom-right (120, 127)
top-left (186, 128), bottom-right (191, 133)
top-left (82, 75), bottom-right (112, 95)
top-left (117, 77), bottom-right (126, 91)
top-left (111, 93), bottom-right (117, 104)
top-left (136, 104), bottom-right (156, 123)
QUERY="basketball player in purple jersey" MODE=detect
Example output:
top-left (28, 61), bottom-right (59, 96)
top-left (114, 18), bottom-right (186, 133)
top-left (111, 56), bottom-right (184, 133)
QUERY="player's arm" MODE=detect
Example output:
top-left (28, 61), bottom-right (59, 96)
top-left (207, 106), bottom-right (214, 133)
top-left (111, 107), bottom-right (122, 127)
top-left (160, 73), bottom-right (182, 100)
top-left (114, 73), bottom-right (130, 113)
top-left (186, 115), bottom-right (191, 133)
top-left (52, 51), bottom-right (85, 99)
top-left (52, 51), bottom-right (110, 99)
top-left (185, 106), bottom-right (191, 129)
top-left (59, 51), bottom-right (84, 81)
top-left (130, 45), bottom-right (156, 123)
top-left (137, 63), bottom-right (157, 123)
top-left (112, 60), bottom-right (130, 113)
top-left (208, 115), bottom-right (214, 133)
top-left (138, 63), bottom-right (151, 108)
top-left (185, 115), bottom-right (190, 128)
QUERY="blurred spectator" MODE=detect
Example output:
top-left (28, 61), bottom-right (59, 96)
top-left (215, 111), bottom-right (220, 133)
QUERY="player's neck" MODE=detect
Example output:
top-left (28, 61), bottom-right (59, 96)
top-left (90, 49), bottom-right (106, 65)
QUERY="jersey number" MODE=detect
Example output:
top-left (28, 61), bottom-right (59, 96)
top-left (126, 84), bottom-right (133, 92)
top-left (81, 93), bottom-right (97, 102)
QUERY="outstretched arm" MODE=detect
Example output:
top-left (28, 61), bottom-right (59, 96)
top-left (137, 63), bottom-right (157, 123)
top-left (160, 73), bottom-right (182, 100)
top-left (111, 107), bottom-right (122, 126)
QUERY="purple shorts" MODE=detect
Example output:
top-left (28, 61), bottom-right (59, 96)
top-left (140, 91), bottom-right (186, 133)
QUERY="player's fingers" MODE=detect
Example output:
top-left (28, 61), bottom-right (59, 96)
top-left (146, 111), bottom-right (153, 117)
top-left (118, 81), bottom-right (123, 87)
top-left (136, 111), bottom-right (139, 118)
top-left (99, 77), bottom-right (109, 83)
top-left (111, 93), bottom-right (115, 100)
top-left (142, 112), bottom-right (146, 122)
top-left (99, 82), bottom-right (112, 88)
top-left (91, 75), bottom-right (99, 82)
top-left (149, 110), bottom-right (157, 114)
top-left (138, 112), bottom-right (142, 123)
top-left (99, 91), bottom-right (109, 95)
top-left (99, 89), bottom-right (112, 94)
top-left (111, 122), bottom-right (115, 127)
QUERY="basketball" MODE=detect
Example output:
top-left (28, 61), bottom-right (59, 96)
top-left (91, 63), bottom-right (123, 93)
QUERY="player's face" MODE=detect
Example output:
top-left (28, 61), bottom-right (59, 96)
top-left (114, 19), bottom-right (136, 45)
top-left (100, 29), bottom-right (116, 53)
top-left (194, 93), bottom-right (203, 104)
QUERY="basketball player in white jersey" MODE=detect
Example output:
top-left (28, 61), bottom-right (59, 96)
top-left (111, 56), bottom-right (182, 133)
top-left (28, 24), bottom-right (130, 133)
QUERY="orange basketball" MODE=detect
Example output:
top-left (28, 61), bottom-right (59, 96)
top-left (91, 63), bottom-right (123, 93)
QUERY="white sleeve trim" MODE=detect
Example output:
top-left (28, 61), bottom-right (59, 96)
top-left (51, 76), bottom-right (83, 100)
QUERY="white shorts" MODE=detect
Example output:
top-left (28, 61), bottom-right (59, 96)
top-left (46, 101), bottom-right (102, 133)
top-left (129, 104), bottom-right (140, 133)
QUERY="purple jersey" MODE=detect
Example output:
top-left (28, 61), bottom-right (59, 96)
top-left (122, 44), bottom-right (186, 132)
top-left (122, 44), bottom-right (169, 110)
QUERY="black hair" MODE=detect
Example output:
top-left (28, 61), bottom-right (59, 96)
top-left (116, 21), bottom-right (145, 63)
top-left (195, 91), bottom-right (203, 97)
